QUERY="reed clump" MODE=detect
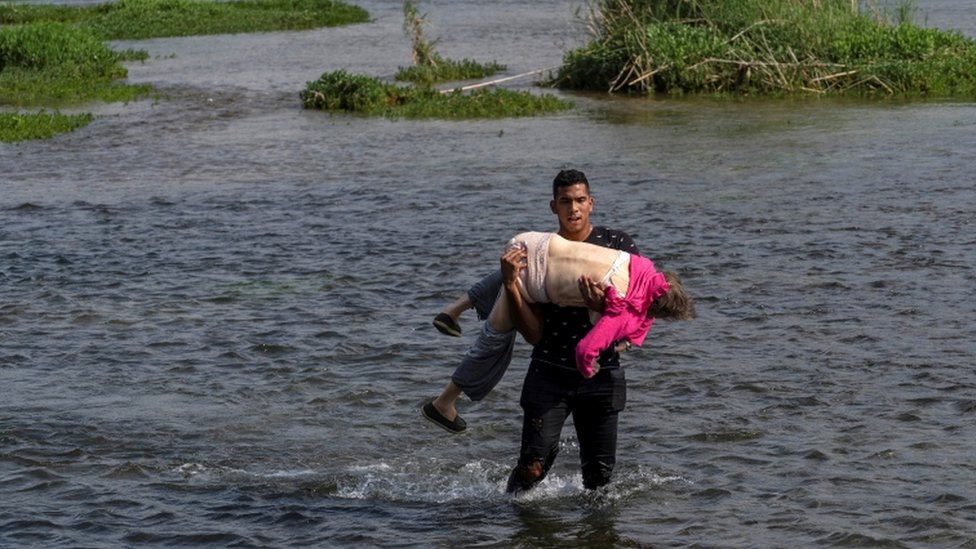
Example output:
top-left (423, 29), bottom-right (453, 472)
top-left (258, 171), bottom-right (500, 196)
top-left (556, 0), bottom-right (976, 96)
top-left (301, 69), bottom-right (571, 119)
top-left (394, 1), bottom-right (506, 86)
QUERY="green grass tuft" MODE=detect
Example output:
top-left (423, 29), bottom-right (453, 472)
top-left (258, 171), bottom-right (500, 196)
top-left (0, 111), bottom-right (93, 142)
top-left (395, 57), bottom-right (507, 87)
top-left (301, 70), bottom-right (571, 119)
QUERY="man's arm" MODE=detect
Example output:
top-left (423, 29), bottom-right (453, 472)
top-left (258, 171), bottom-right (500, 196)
top-left (576, 227), bottom-right (640, 313)
top-left (578, 275), bottom-right (606, 313)
top-left (578, 275), bottom-right (631, 353)
top-left (580, 228), bottom-right (641, 347)
top-left (500, 247), bottom-right (543, 345)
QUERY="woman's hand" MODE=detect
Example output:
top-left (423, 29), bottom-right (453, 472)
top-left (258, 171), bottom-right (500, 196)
top-left (613, 339), bottom-right (632, 353)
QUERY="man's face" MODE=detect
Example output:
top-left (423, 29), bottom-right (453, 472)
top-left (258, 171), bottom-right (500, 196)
top-left (550, 183), bottom-right (593, 236)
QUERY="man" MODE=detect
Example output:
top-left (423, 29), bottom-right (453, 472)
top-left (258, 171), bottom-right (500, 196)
top-left (423, 170), bottom-right (638, 439)
top-left (502, 169), bottom-right (639, 493)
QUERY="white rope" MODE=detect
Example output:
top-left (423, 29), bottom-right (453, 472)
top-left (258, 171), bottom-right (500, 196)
top-left (438, 68), bottom-right (554, 94)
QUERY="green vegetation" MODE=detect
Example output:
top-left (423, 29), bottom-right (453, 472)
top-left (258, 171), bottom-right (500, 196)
top-left (0, 22), bottom-right (150, 107)
top-left (0, 111), bottom-right (93, 142)
top-left (0, 0), bottom-right (369, 40)
top-left (556, 0), bottom-right (976, 97)
top-left (301, 69), bottom-right (571, 118)
top-left (0, 0), bottom-right (369, 141)
top-left (394, 1), bottom-right (505, 86)
top-left (302, 3), bottom-right (565, 119)
top-left (395, 56), bottom-right (507, 87)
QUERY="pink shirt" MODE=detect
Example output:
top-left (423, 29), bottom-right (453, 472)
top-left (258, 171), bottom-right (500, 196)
top-left (575, 254), bottom-right (669, 378)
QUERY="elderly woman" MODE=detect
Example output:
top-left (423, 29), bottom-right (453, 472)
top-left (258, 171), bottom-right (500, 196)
top-left (422, 231), bottom-right (694, 433)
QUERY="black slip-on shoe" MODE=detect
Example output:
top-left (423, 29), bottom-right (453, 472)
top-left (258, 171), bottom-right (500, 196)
top-left (422, 398), bottom-right (466, 433)
top-left (432, 313), bottom-right (462, 337)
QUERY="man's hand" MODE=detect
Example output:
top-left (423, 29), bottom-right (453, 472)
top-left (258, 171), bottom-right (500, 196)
top-left (500, 247), bottom-right (527, 286)
top-left (500, 246), bottom-right (542, 345)
top-left (578, 275), bottom-right (606, 312)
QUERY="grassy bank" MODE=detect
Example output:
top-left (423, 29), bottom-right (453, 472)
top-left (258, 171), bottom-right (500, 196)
top-left (0, 111), bottom-right (93, 142)
top-left (0, 0), bottom-right (369, 40)
top-left (557, 0), bottom-right (976, 97)
top-left (1, 0), bottom-right (369, 141)
top-left (0, 22), bottom-right (150, 107)
top-left (301, 70), bottom-right (571, 119)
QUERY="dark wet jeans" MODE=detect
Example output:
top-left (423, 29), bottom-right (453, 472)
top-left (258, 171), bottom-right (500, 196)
top-left (507, 362), bottom-right (627, 492)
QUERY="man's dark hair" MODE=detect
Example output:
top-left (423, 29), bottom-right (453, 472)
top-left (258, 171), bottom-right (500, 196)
top-left (552, 169), bottom-right (589, 197)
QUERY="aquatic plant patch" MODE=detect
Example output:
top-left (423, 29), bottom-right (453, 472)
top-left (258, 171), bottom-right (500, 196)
top-left (0, 68), bottom-right (150, 106)
top-left (1, 0), bottom-right (368, 140)
top-left (394, 57), bottom-right (507, 87)
top-left (301, 70), bottom-right (571, 119)
top-left (0, 0), bottom-right (370, 40)
top-left (0, 22), bottom-right (150, 106)
top-left (0, 111), bottom-right (93, 142)
top-left (556, 0), bottom-right (976, 97)
top-left (0, 21), bottom-right (122, 76)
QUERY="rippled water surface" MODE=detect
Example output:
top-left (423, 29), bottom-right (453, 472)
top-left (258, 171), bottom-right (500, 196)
top-left (2, 1), bottom-right (975, 547)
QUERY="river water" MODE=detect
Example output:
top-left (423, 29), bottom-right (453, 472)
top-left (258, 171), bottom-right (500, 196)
top-left (2, 1), bottom-right (975, 547)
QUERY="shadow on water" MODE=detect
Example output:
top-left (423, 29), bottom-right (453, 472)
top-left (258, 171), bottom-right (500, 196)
top-left (510, 504), bottom-right (627, 548)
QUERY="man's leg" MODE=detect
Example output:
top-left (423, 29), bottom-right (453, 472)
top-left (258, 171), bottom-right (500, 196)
top-left (506, 365), bottom-right (570, 493)
top-left (574, 368), bottom-right (627, 490)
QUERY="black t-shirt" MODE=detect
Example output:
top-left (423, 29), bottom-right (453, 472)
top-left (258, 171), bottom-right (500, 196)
top-left (530, 226), bottom-right (640, 371)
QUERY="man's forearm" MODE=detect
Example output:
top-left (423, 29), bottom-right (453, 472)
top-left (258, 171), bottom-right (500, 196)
top-left (505, 280), bottom-right (542, 345)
